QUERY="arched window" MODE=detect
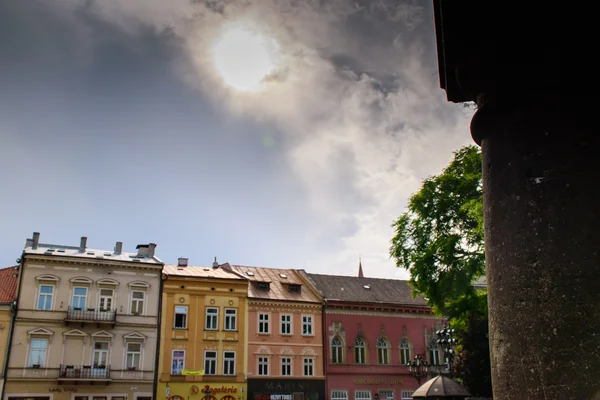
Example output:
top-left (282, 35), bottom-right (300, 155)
top-left (429, 340), bottom-right (440, 365)
top-left (331, 336), bottom-right (343, 364)
top-left (354, 337), bottom-right (366, 364)
top-left (400, 339), bottom-right (410, 365)
top-left (377, 338), bottom-right (390, 364)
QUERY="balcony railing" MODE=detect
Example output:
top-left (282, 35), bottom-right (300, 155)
top-left (65, 307), bottom-right (116, 323)
top-left (59, 364), bottom-right (111, 380)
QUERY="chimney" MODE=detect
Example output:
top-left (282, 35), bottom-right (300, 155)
top-left (148, 243), bottom-right (156, 257)
top-left (79, 236), bottom-right (87, 253)
top-left (114, 242), bottom-right (123, 255)
top-left (358, 257), bottom-right (364, 278)
top-left (178, 258), bottom-right (188, 267)
top-left (32, 232), bottom-right (40, 250)
top-left (212, 257), bottom-right (219, 268)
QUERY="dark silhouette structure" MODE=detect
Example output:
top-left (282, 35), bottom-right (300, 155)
top-left (432, 1), bottom-right (600, 399)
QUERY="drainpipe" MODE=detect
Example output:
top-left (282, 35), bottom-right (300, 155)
top-left (321, 299), bottom-right (328, 400)
top-left (153, 270), bottom-right (167, 400)
top-left (1, 253), bottom-right (25, 400)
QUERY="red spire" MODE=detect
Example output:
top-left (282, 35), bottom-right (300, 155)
top-left (358, 257), bottom-right (364, 278)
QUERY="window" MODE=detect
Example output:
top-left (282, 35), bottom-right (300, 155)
top-left (204, 351), bottom-right (217, 375)
top-left (126, 342), bottom-right (141, 370)
top-left (72, 287), bottom-right (87, 310)
top-left (37, 285), bottom-right (54, 310)
top-left (99, 289), bottom-right (114, 311)
top-left (28, 338), bottom-right (48, 367)
top-left (302, 316), bottom-right (313, 336)
top-left (223, 351), bottom-right (236, 375)
top-left (355, 391), bottom-right (371, 400)
top-left (400, 391), bottom-right (413, 400)
top-left (258, 313), bottom-right (270, 334)
top-left (354, 337), bottom-right (366, 364)
top-left (92, 342), bottom-right (109, 368)
top-left (224, 308), bottom-right (237, 331)
top-left (331, 337), bottom-right (343, 364)
top-left (377, 338), bottom-right (390, 365)
top-left (379, 391), bottom-right (394, 400)
top-left (400, 339), bottom-right (410, 365)
top-left (258, 356), bottom-right (269, 376)
top-left (205, 308), bottom-right (218, 330)
top-left (288, 284), bottom-right (301, 293)
top-left (75, 397), bottom-right (89, 400)
top-left (174, 306), bottom-right (188, 329)
top-left (172, 350), bottom-right (185, 374)
top-left (281, 314), bottom-right (292, 335)
top-left (330, 391), bottom-right (348, 400)
top-left (303, 358), bottom-right (314, 376)
top-left (257, 282), bottom-right (270, 290)
top-left (130, 291), bottom-right (145, 315)
top-left (429, 341), bottom-right (440, 365)
top-left (281, 357), bottom-right (292, 376)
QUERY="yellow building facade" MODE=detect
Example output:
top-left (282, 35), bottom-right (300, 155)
top-left (158, 261), bottom-right (248, 400)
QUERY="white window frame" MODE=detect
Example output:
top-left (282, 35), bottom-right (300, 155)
top-left (258, 313), bottom-right (270, 334)
top-left (331, 390), bottom-right (348, 400)
top-left (303, 357), bottom-right (314, 376)
top-left (130, 290), bottom-right (145, 315)
top-left (400, 391), bottom-right (413, 400)
top-left (28, 337), bottom-right (49, 367)
top-left (355, 337), bottom-right (366, 364)
top-left (429, 342), bottom-right (440, 365)
top-left (36, 284), bottom-right (55, 311)
top-left (205, 307), bottom-right (218, 330)
top-left (224, 308), bottom-right (237, 331)
top-left (174, 306), bottom-right (188, 329)
top-left (302, 315), bottom-right (313, 336)
top-left (355, 391), bottom-right (371, 400)
top-left (400, 340), bottom-right (410, 365)
top-left (125, 342), bottom-right (142, 370)
top-left (258, 356), bottom-right (269, 376)
top-left (332, 336), bottom-right (343, 364)
top-left (223, 351), bottom-right (236, 376)
top-left (171, 350), bottom-right (185, 375)
top-left (379, 390), bottom-right (394, 400)
top-left (204, 350), bottom-right (217, 375)
top-left (91, 341), bottom-right (110, 368)
top-left (98, 288), bottom-right (114, 311)
top-left (280, 357), bottom-right (292, 376)
top-left (71, 286), bottom-right (87, 310)
top-left (377, 337), bottom-right (390, 365)
top-left (280, 314), bottom-right (292, 335)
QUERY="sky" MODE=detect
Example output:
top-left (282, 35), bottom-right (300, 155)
top-left (0, 0), bottom-right (473, 280)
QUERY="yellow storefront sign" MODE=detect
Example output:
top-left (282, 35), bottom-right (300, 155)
top-left (182, 369), bottom-right (205, 376)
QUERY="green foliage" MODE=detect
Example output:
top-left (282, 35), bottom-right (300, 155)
top-left (390, 145), bottom-right (491, 396)
top-left (390, 145), bottom-right (485, 319)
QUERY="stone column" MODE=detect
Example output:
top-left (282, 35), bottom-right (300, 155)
top-left (471, 98), bottom-right (600, 399)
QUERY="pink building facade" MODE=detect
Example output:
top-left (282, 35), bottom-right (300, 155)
top-left (307, 274), bottom-right (443, 400)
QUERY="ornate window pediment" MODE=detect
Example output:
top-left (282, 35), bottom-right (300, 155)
top-left (96, 278), bottom-right (119, 286)
top-left (128, 281), bottom-right (150, 288)
top-left (91, 330), bottom-right (115, 340)
top-left (35, 274), bottom-right (60, 282)
top-left (28, 327), bottom-right (54, 337)
top-left (70, 276), bottom-right (93, 285)
top-left (63, 329), bottom-right (87, 337)
top-left (123, 331), bottom-right (147, 343)
top-left (280, 347), bottom-right (295, 356)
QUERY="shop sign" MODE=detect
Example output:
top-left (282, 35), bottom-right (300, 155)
top-left (49, 388), bottom-right (78, 393)
top-left (182, 369), bottom-right (205, 376)
top-left (202, 385), bottom-right (239, 394)
top-left (269, 395), bottom-right (292, 400)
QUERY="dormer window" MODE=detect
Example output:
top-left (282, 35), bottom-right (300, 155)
top-left (288, 284), bottom-right (301, 293)
top-left (257, 282), bottom-right (270, 291)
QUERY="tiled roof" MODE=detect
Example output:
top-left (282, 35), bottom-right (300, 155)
top-left (231, 265), bottom-right (321, 303)
top-left (24, 244), bottom-right (163, 265)
top-left (306, 273), bottom-right (428, 307)
top-left (164, 263), bottom-right (246, 280)
top-left (0, 266), bottom-right (19, 303)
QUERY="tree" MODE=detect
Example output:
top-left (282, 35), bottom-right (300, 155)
top-left (390, 145), bottom-right (491, 396)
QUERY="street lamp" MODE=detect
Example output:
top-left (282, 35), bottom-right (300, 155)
top-left (406, 354), bottom-right (429, 385)
top-left (436, 326), bottom-right (457, 376)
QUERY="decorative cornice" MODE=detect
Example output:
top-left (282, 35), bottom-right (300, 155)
top-left (249, 301), bottom-right (322, 312)
top-left (325, 309), bottom-right (437, 319)
top-left (24, 256), bottom-right (162, 271)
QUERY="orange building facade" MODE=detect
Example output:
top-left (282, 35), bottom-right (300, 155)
top-left (231, 266), bottom-right (324, 400)
top-left (157, 260), bottom-right (248, 400)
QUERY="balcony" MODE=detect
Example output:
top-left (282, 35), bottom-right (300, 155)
top-left (65, 307), bottom-right (116, 326)
top-left (59, 365), bottom-right (111, 382)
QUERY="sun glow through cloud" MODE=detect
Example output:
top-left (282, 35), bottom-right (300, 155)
top-left (213, 26), bottom-right (279, 91)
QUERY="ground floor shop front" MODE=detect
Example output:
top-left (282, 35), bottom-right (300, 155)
top-left (157, 381), bottom-right (246, 400)
top-left (3, 381), bottom-right (153, 400)
top-left (248, 379), bottom-right (325, 400)
top-left (326, 375), bottom-right (416, 400)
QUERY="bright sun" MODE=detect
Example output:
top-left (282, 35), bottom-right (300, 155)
top-left (213, 26), bottom-right (279, 92)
